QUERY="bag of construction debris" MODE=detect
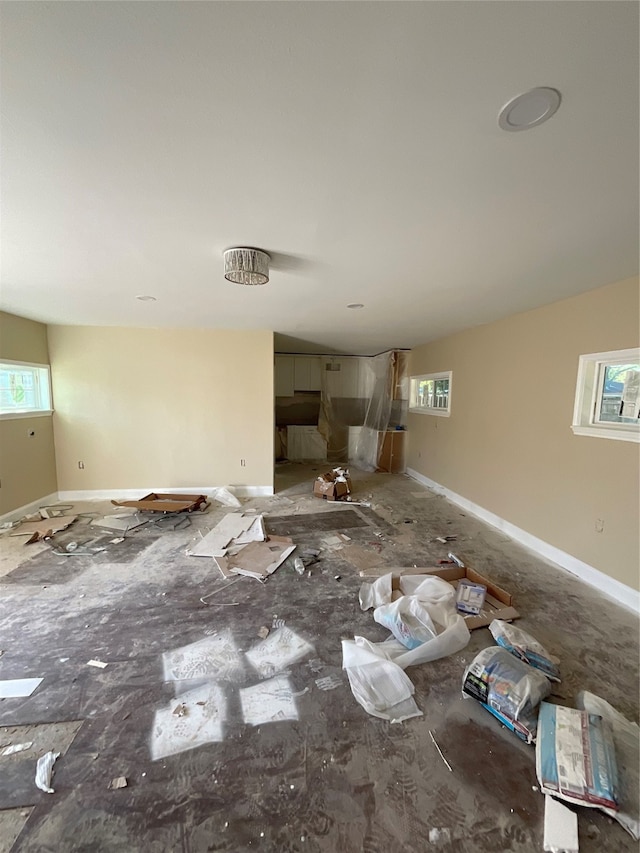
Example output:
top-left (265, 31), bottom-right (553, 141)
top-left (489, 619), bottom-right (561, 682)
top-left (462, 647), bottom-right (551, 743)
top-left (536, 701), bottom-right (618, 812)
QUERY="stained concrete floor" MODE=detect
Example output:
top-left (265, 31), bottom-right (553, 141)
top-left (0, 463), bottom-right (638, 852)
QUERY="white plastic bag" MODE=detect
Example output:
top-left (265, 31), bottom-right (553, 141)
top-left (374, 597), bottom-right (438, 649)
top-left (211, 487), bottom-right (242, 508)
top-left (489, 619), bottom-right (560, 682)
top-left (359, 573), bottom-right (393, 611)
top-left (341, 639), bottom-right (422, 723)
top-left (365, 575), bottom-right (470, 669)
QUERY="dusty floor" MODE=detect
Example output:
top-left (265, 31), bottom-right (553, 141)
top-left (0, 463), bottom-right (638, 852)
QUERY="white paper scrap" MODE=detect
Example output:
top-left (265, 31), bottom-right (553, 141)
top-left (543, 795), bottom-right (579, 853)
top-left (245, 627), bottom-right (314, 678)
top-left (239, 675), bottom-right (299, 726)
top-left (1, 742), bottom-right (33, 756)
top-left (0, 677), bottom-right (43, 698)
top-left (35, 751), bottom-right (60, 794)
top-left (87, 660), bottom-right (108, 669)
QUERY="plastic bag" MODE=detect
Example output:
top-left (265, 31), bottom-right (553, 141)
top-left (359, 573), bottom-right (393, 611)
top-left (576, 691), bottom-right (639, 839)
top-left (374, 597), bottom-right (438, 649)
top-left (489, 619), bottom-right (560, 682)
top-left (211, 487), bottom-right (241, 508)
top-left (341, 639), bottom-right (422, 723)
top-left (462, 647), bottom-right (551, 743)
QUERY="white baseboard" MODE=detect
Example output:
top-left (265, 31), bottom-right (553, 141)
top-left (0, 492), bottom-right (59, 525)
top-left (57, 485), bottom-right (274, 501)
top-left (406, 467), bottom-right (640, 615)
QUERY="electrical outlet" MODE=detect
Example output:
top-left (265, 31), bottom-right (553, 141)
top-left (595, 519), bottom-right (604, 533)
top-left (78, 461), bottom-right (85, 470)
top-left (240, 458), bottom-right (246, 467)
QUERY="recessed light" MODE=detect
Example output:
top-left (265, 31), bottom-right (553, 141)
top-left (347, 303), bottom-right (364, 309)
top-left (498, 87), bottom-right (561, 132)
top-left (136, 295), bottom-right (157, 302)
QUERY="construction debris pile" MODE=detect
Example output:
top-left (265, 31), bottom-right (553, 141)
top-left (349, 555), bottom-right (640, 849)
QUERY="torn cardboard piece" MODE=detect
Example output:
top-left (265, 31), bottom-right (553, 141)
top-left (187, 513), bottom-right (265, 558)
top-left (109, 776), bottom-right (128, 790)
top-left (214, 536), bottom-right (294, 581)
top-left (1, 742), bottom-right (33, 756)
top-left (11, 516), bottom-right (77, 544)
top-left (111, 493), bottom-right (208, 513)
top-left (92, 513), bottom-right (148, 532)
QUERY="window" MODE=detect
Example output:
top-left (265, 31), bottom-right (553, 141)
top-left (409, 371), bottom-right (452, 416)
top-left (0, 361), bottom-right (52, 418)
top-left (572, 348), bottom-right (639, 442)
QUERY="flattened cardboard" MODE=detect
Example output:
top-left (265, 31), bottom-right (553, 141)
top-left (11, 516), bottom-right (77, 544)
top-left (214, 536), bottom-right (295, 581)
top-left (359, 563), bottom-right (519, 630)
top-left (111, 493), bottom-right (208, 513)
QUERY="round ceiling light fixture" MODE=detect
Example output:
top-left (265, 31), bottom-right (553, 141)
top-left (498, 87), bottom-right (561, 132)
top-left (347, 303), bottom-right (364, 309)
top-left (224, 247), bottom-right (270, 285)
top-left (136, 295), bottom-right (156, 302)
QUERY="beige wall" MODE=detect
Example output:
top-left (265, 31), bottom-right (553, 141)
top-left (407, 276), bottom-right (640, 591)
top-left (49, 327), bottom-right (274, 492)
top-left (0, 311), bottom-right (58, 514)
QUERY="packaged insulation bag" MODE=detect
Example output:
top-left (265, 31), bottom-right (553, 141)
top-left (489, 619), bottom-right (561, 682)
top-left (462, 647), bottom-right (551, 743)
top-left (536, 701), bottom-right (618, 812)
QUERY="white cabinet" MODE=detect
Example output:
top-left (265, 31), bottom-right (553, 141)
top-left (293, 356), bottom-right (321, 392)
top-left (323, 357), bottom-right (361, 398)
top-left (287, 426), bottom-right (327, 460)
top-left (275, 355), bottom-right (295, 396)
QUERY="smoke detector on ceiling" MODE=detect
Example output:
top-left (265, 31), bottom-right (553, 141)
top-left (498, 87), bottom-right (561, 132)
top-left (224, 247), bottom-right (270, 285)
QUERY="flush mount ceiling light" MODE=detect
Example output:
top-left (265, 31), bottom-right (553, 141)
top-left (224, 247), bottom-right (270, 285)
top-left (498, 87), bottom-right (561, 132)
top-left (136, 295), bottom-right (156, 302)
top-left (347, 303), bottom-right (364, 309)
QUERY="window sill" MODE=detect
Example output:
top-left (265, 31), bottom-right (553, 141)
top-left (409, 408), bottom-right (450, 417)
top-left (0, 410), bottom-right (54, 421)
top-left (571, 424), bottom-right (639, 443)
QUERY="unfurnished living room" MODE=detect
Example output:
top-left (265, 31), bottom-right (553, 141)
top-left (0, 2), bottom-right (638, 852)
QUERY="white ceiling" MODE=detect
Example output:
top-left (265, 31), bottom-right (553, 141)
top-left (1, 2), bottom-right (638, 355)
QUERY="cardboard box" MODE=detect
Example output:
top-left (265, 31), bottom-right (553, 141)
top-left (361, 563), bottom-right (519, 630)
top-left (313, 470), bottom-right (353, 502)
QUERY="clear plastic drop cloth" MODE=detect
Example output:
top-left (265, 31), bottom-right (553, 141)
top-left (353, 352), bottom-right (394, 471)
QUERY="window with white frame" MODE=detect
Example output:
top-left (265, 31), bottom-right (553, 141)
top-left (572, 348), bottom-right (639, 442)
top-left (409, 371), bottom-right (452, 416)
top-left (0, 361), bottom-right (52, 418)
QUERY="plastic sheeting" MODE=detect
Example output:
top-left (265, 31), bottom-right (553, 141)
top-left (318, 351), bottom-right (407, 470)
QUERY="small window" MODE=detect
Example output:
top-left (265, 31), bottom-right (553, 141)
top-left (0, 361), bottom-right (52, 418)
top-left (572, 348), bottom-right (639, 442)
top-left (409, 371), bottom-right (452, 416)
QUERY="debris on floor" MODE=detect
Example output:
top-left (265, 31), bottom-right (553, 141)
top-left (215, 536), bottom-right (296, 582)
top-left (1, 742), bottom-right (33, 756)
top-left (462, 647), bottom-right (551, 743)
top-left (109, 776), bottom-right (128, 790)
top-left (111, 492), bottom-right (209, 513)
top-left (543, 795), bottom-right (579, 853)
top-left (313, 468), bottom-right (352, 501)
top-left (87, 659), bottom-right (108, 669)
top-left (428, 730), bottom-right (453, 772)
top-left (359, 560), bottom-right (520, 629)
top-left (0, 677), bottom-right (43, 699)
top-left (489, 619), bottom-right (561, 682)
top-left (10, 515), bottom-right (77, 544)
top-left (258, 626), bottom-right (270, 639)
top-left (455, 578), bottom-right (487, 615)
top-left (172, 703), bottom-right (187, 717)
top-left (35, 750), bottom-right (60, 794)
top-left (91, 513), bottom-right (148, 533)
top-left (187, 513), bottom-right (265, 558)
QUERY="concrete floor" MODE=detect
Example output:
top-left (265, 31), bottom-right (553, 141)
top-left (0, 463), bottom-right (638, 852)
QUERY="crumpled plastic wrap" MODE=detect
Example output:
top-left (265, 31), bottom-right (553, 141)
top-left (35, 751), bottom-right (60, 794)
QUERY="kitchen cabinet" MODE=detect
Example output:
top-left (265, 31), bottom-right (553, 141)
top-left (377, 430), bottom-right (406, 473)
top-left (293, 356), bottom-right (321, 391)
top-left (275, 355), bottom-right (295, 396)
